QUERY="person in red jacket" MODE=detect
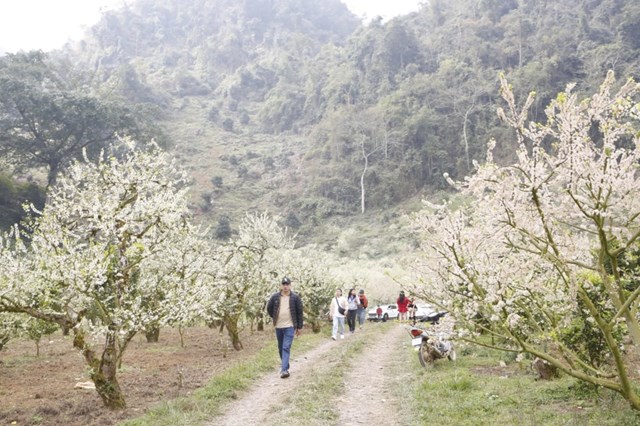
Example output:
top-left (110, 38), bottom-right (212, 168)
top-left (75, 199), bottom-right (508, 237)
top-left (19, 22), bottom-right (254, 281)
top-left (357, 289), bottom-right (368, 329)
top-left (396, 291), bottom-right (411, 321)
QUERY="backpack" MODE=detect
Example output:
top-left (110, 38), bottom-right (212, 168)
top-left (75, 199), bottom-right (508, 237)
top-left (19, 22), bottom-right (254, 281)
top-left (360, 296), bottom-right (368, 309)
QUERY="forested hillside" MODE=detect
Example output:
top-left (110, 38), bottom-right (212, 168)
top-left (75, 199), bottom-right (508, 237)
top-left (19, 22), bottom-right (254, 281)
top-left (3, 0), bottom-right (640, 250)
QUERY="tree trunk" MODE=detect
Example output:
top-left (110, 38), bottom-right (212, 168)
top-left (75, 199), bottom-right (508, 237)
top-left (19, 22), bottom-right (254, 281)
top-left (145, 327), bottom-right (160, 343)
top-left (224, 317), bottom-right (243, 351)
top-left (178, 326), bottom-right (186, 348)
top-left (117, 331), bottom-right (136, 369)
top-left (207, 319), bottom-right (224, 333)
top-left (46, 160), bottom-right (60, 192)
top-left (230, 334), bottom-right (243, 351)
top-left (359, 135), bottom-right (381, 214)
top-left (360, 139), bottom-right (369, 214)
top-left (93, 365), bottom-right (127, 409)
top-left (257, 311), bottom-right (264, 332)
top-left (74, 329), bottom-right (126, 409)
top-left (93, 333), bottom-right (126, 409)
top-left (462, 104), bottom-right (473, 172)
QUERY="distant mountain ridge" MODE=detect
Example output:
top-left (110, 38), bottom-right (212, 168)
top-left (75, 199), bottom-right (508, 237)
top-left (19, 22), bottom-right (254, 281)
top-left (59, 0), bottom-right (640, 250)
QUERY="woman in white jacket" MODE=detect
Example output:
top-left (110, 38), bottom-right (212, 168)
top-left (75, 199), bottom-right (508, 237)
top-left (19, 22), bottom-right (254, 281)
top-left (330, 288), bottom-right (348, 340)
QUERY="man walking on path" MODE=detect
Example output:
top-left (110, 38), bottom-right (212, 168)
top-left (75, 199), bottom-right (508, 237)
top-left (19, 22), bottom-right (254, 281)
top-left (266, 276), bottom-right (304, 378)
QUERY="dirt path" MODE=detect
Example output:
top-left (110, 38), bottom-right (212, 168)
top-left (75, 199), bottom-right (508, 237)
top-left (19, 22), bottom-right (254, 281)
top-left (208, 324), bottom-right (410, 426)
top-left (338, 325), bottom-right (407, 425)
top-left (209, 337), bottom-right (338, 426)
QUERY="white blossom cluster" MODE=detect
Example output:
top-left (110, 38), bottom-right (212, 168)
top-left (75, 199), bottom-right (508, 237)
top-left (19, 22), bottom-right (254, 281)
top-left (0, 138), bottom-right (208, 348)
top-left (410, 72), bottom-right (640, 392)
top-left (196, 212), bottom-right (339, 345)
top-left (280, 245), bottom-right (338, 329)
top-left (191, 212), bottom-right (294, 348)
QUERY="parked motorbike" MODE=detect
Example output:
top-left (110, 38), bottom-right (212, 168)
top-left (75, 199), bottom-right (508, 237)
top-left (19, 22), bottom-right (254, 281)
top-left (406, 324), bottom-right (456, 367)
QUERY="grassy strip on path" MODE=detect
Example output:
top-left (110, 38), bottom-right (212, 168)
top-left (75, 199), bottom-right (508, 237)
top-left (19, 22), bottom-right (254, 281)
top-left (261, 322), bottom-right (394, 425)
top-left (394, 338), bottom-right (640, 425)
top-left (120, 329), bottom-right (329, 426)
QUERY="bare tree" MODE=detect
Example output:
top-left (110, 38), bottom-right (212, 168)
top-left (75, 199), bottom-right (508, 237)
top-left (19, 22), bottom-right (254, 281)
top-left (359, 135), bottom-right (381, 214)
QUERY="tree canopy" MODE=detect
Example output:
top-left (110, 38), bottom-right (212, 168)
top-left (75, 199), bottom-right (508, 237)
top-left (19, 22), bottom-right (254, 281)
top-left (0, 51), bottom-right (157, 189)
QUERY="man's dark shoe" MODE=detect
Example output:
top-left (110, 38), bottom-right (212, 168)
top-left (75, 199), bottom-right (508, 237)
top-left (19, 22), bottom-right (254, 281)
top-left (280, 370), bottom-right (290, 379)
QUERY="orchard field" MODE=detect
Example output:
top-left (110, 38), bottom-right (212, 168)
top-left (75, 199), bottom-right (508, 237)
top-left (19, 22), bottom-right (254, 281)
top-left (1, 39), bottom-right (640, 425)
top-left (2, 322), bottom-right (639, 425)
top-left (0, 326), bottom-right (271, 425)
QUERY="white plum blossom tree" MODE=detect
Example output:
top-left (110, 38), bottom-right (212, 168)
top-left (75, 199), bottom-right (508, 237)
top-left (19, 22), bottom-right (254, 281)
top-left (0, 138), bottom-right (208, 409)
top-left (133, 222), bottom-right (216, 345)
top-left (410, 72), bottom-right (640, 409)
top-left (281, 246), bottom-right (337, 332)
top-left (201, 212), bottom-right (293, 350)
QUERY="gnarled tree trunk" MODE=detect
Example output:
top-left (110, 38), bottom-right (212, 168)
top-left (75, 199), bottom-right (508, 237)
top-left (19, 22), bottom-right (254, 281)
top-left (73, 329), bottom-right (126, 409)
top-left (224, 316), bottom-right (243, 351)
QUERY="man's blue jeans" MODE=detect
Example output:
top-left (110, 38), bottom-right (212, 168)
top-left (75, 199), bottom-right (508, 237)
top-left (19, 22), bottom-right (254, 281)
top-left (357, 308), bottom-right (367, 326)
top-left (275, 326), bottom-right (295, 372)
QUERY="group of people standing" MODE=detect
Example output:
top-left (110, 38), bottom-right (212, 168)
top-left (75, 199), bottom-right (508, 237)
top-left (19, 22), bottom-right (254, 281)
top-left (265, 278), bottom-right (373, 379)
top-left (266, 276), bottom-right (411, 380)
top-left (329, 287), bottom-right (368, 340)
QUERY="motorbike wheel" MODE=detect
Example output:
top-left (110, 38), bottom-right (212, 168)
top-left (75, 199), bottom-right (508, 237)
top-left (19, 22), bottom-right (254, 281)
top-left (448, 349), bottom-right (457, 361)
top-left (418, 341), bottom-right (433, 368)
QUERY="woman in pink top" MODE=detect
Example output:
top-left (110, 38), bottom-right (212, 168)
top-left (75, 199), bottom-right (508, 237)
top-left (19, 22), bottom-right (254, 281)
top-left (396, 291), bottom-right (411, 321)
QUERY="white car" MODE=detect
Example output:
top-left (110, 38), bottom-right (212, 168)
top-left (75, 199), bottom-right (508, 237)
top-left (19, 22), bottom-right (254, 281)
top-left (412, 303), bottom-right (448, 324)
top-left (367, 304), bottom-right (399, 322)
top-left (413, 303), bottom-right (436, 320)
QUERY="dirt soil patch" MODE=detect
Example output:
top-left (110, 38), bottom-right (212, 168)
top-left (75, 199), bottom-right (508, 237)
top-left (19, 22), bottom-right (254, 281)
top-left (0, 327), bottom-right (272, 426)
